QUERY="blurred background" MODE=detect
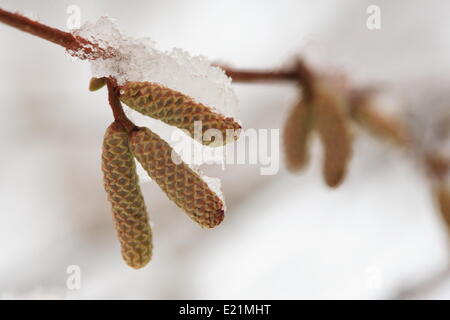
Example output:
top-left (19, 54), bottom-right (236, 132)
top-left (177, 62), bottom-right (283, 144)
top-left (0, 0), bottom-right (450, 299)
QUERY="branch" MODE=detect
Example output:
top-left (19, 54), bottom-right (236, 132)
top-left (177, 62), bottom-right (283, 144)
top-left (219, 60), bottom-right (316, 101)
top-left (0, 8), bottom-right (129, 131)
top-left (220, 67), bottom-right (298, 83)
top-left (0, 7), bottom-right (114, 59)
top-left (1, 7), bottom-right (447, 172)
top-left (0, 7), bottom-right (319, 99)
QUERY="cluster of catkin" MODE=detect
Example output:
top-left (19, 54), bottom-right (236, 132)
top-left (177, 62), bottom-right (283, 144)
top-left (91, 77), bottom-right (240, 268)
top-left (283, 67), bottom-right (409, 188)
top-left (283, 63), bottom-right (450, 237)
top-left (283, 82), bottom-right (352, 187)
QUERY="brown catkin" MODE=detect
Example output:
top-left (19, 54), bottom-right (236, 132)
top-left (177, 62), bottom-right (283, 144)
top-left (436, 183), bottom-right (450, 232)
top-left (283, 100), bottom-right (314, 171)
top-left (129, 126), bottom-right (224, 228)
top-left (102, 122), bottom-right (152, 268)
top-left (427, 153), bottom-right (450, 179)
top-left (314, 87), bottom-right (352, 188)
top-left (119, 81), bottom-right (241, 146)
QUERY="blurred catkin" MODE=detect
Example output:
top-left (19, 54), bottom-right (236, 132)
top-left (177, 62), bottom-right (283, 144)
top-left (89, 77), bottom-right (106, 92)
top-left (314, 87), bottom-right (352, 188)
top-left (129, 127), bottom-right (224, 228)
top-left (427, 153), bottom-right (450, 179)
top-left (119, 81), bottom-right (241, 146)
top-left (436, 183), bottom-right (450, 232)
top-left (102, 122), bottom-right (152, 268)
top-left (283, 100), bottom-right (313, 171)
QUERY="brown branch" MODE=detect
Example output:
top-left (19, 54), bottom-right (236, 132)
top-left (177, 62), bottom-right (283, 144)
top-left (0, 7), bottom-right (317, 97)
top-left (0, 7), bottom-right (125, 130)
top-left (219, 60), bottom-right (316, 101)
top-left (0, 7), bottom-right (114, 59)
top-left (2, 6), bottom-right (446, 172)
top-left (106, 78), bottom-right (136, 133)
top-left (220, 67), bottom-right (298, 83)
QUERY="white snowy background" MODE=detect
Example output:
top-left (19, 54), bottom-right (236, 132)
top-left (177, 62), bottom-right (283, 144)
top-left (0, 0), bottom-right (449, 299)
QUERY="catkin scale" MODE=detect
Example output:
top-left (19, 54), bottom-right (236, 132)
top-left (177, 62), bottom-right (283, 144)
top-left (314, 87), bottom-right (352, 188)
top-left (283, 100), bottom-right (313, 171)
top-left (119, 81), bottom-right (241, 146)
top-left (102, 122), bottom-right (152, 268)
top-left (129, 127), bottom-right (224, 228)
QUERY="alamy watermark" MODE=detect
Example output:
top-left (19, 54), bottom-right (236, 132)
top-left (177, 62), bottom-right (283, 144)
top-left (366, 5), bottom-right (381, 30)
top-left (366, 264), bottom-right (383, 293)
top-left (66, 264), bottom-right (81, 290)
top-left (170, 121), bottom-right (280, 176)
top-left (66, 5), bottom-right (81, 30)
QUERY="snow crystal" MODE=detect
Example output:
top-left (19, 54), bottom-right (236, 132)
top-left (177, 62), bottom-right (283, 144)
top-left (72, 16), bottom-right (238, 118)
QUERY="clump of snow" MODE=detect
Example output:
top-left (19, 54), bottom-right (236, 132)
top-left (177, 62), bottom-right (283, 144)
top-left (72, 16), bottom-right (238, 118)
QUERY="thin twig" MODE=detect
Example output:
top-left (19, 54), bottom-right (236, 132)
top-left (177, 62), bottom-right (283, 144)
top-left (0, 8), bottom-right (128, 129)
top-left (219, 67), bottom-right (298, 83)
top-left (106, 78), bottom-right (136, 133)
top-left (0, 7), bottom-right (319, 96)
top-left (0, 7), bottom-right (114, 59)
top-left (219, 60), bottom-right (316, 101)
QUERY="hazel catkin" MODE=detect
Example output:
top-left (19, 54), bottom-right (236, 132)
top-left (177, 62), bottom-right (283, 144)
top-left (129, 126), bottom-right (224, 228)
top-left (314, 87), bottom-right (352, 188)
top-left (102, 121), bottom-right (152, 268)
top-left (283, 100), bottom-right (314, 172)
top-left (436, 183), bottom-right (450, 232)
top-left (119, 81), bottom-right (241, 146)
